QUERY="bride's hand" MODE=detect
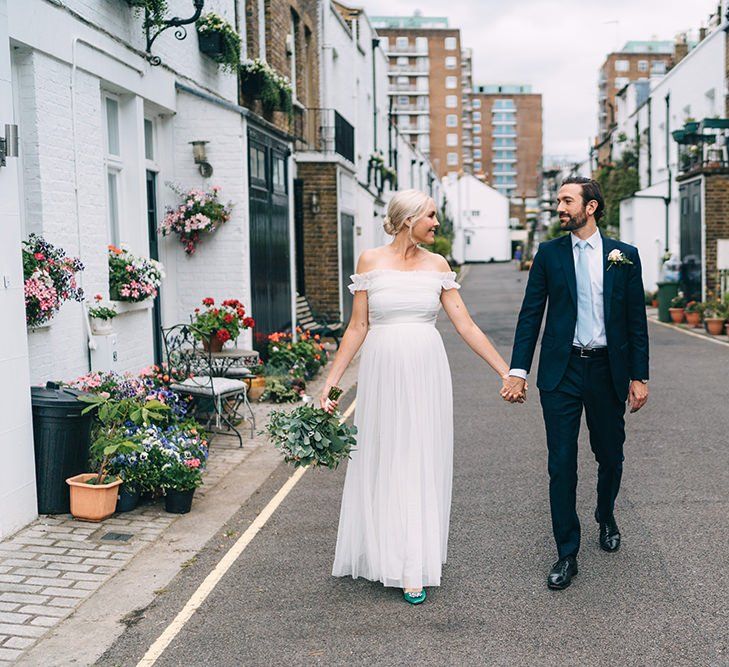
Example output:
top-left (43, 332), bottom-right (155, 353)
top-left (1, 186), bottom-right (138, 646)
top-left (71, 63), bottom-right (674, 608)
top-left (320, 383), bottom-right (339, 414)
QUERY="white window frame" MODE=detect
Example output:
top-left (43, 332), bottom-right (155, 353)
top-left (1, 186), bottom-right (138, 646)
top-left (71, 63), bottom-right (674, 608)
top-left (445, 76), bottom-right (458, 90)
top-left (473, 111), bottom-right (482, 122)
top-left (445, 56), bottom-right (457, 70)
top-left (446, 133), bottom-right (458, 147)
top-left (396, 36), bottom-right (409, 50)
top-left (445, 95), bottom-right (458, 108)
top-left (447, 152), bottom-right (459, 166)
top-left (473, 99), bottom-right (481, 109)
top-left (615, 59), bottom-right (629, 72)
top-left (444, 37), bottom-right (457, 50)
top-left (446, 114), bottom-right (458, 127)
top-left (103, 92), bottom-right (124, 247)
top-left (638, 60), bottom-right (648, 72)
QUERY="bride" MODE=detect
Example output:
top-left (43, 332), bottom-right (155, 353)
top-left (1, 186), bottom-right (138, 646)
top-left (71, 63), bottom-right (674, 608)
top-left (321, 189), bottom-right (521, 605)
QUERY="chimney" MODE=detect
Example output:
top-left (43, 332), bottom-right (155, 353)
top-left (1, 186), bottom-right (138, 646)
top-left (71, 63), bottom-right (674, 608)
top-left (674, 33), bottom-right (688, 64)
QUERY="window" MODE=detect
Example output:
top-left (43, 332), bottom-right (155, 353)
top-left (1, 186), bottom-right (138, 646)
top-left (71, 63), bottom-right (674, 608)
top-left (474, 161), bottom-right (482, 171)
top-left (473, 99), bottom-right (481, 109)
top-left (144, 118), bottom-right (154, 161)
top-left (446, 133), bottom-right (458, 147)
top-left (638, 60), bottom-right (648, 72)
top-left (103, 94), bottom-right (123, 246)
top-left (397, 56), bottom-right (408, 66)
top-left (380, 37), bottom-right (389, 51)
top-left (447, 152), bottom-right (459, 166)
top-left (473, 149), bottom-right (482, 159)
top-left (446, 114), bottom-right (458, 127)
top-left (397, 76), bottom-right (409, 86)
top-left (651, 61), bottom-right (666, 74)
top-left (289, 10), bottom-right (299, 100)
top-left (615, 59), bottom-right (629, 72)
top-left (396, 36), bottom-right (409, 50)
top-left (446, 76), bottom-right (458, 89)
top-left (473, 111), bottom-right (481, 122)
top-left (249, 144), bottom-right (267, 184)
top-left (473, 124), bottom-right (481, 133)
top-left (272, 154), bottom-right (287, 193)
top-left (494, 137), bottom-right (516, 147)
top-left (473, 136), bottom-right (482, 146)
top-left (445, 37), bottom-right (457, 50)
top-left (415, 37), bottom-right (428, 52)
top-left (445, 95), bottom-right (458, 108)
top-left (614, 77), bottom-right (629, 90)
top-left (398, 95), bottom-right (409, 106)
top-left (445, 56), bottom-right (457, 69)
top-left (494, 99), bottom-right (515, 109)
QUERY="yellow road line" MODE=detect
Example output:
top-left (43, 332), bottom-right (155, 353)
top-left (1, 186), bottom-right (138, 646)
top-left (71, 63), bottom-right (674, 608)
top-left (137, 399), bottom-right (357, 666)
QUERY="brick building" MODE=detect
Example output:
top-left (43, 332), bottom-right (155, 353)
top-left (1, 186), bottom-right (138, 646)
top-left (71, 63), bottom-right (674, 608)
top-left (370, 15), bottom-right (464, 179)
top-left (471, 84), bottom-right (543, 225)
top-left (597, 41), bottom-right (675, 142)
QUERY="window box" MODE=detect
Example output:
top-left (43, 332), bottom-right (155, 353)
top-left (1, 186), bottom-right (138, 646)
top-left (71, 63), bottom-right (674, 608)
top-left (198, 30), bottom-right (226, 59)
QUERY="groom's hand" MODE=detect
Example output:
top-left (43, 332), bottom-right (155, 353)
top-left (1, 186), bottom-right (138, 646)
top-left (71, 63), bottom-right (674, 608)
top-left (628, 380), bottom-right (649, 413)
top-left (501, 376), bottom-right (526, 403)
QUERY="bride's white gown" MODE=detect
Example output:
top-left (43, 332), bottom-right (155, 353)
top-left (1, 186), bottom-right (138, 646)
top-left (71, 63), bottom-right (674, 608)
top-left (332, 269), bottom-right (460, 589)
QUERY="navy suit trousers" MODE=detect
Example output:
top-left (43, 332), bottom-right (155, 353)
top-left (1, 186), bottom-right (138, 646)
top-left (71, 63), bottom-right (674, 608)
top-left (539, 353), bottom-right (626, 559)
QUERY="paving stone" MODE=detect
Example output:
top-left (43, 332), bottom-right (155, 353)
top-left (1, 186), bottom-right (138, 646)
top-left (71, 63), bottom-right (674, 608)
top-left (11, 569), bottom-right (62, 579)
top-left (54, 540), bottom-right (98, 551)
top-left (0, 569), bottom-right (9, 575)
top-left (72, 580), bottom-right (101, 591)
top-left (60, 571), bottom-right (107, 582)
top-left (6, 537), bottom-right (58, 548)
top-left (25, 577), bottom-right (73, 588)
top-left (91, 566), bottom-right (116, 575)
top-left (22, 546), bottom-right (68, 556)
top-left (46, 597), bottom-right (79, 608)
top-left (3, 636), bottom-right (36, 649)
top-left (81, 558), bottom-right (121, 568)
top-left (41, 587), bottom-right (88, 599)
top-left (0, 575), bottom-right (25, 584)
top-left (0, 623), bottom-right (46, 638)
top-left (0, 593), bottom-right (49, 605)
top-left (68, 549), bottom-right (113, 559)
top-left (0, 647), bottom-right (23, 660)
top-left (37, 526), bottom-right (75, 535)
top-left (0, 604), bottom-right (18, 613)
top-left (36, 554), bottom-right (82, 564)
top-left (0, 583), bottom-right (43, 594)
top-left (1, 560), bottom-right (38, 569)
top-left (42, 562), bottom-right (92, 573)
top-left (18, 605), bottom-right (68, 618)
top-left (29, 616), bottom-right (58, 628)
top-left (0, 612), bottom-right (31, 624)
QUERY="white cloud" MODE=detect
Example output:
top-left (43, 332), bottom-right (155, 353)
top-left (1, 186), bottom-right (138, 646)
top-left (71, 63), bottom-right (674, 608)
top-left (362, 0), bottom-right (720, 161)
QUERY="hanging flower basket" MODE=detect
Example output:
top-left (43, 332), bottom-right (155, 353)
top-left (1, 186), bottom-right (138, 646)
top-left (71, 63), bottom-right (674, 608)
top-left (160, 184), bottom-right (232, 255)
top-left (240, 59), bottom-right (292, 113)
top-left (196, 12), bottom-right (241, 73)
top-left (108, 245), bottom-right (164, 302)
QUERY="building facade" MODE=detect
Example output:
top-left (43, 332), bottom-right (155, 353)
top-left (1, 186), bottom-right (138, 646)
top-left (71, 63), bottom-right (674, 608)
top-left (370, 15), bottom-right (463, 179)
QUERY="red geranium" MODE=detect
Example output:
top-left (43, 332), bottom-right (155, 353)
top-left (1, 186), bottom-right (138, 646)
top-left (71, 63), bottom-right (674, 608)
top-left (191, 297), bottom-right (254, 346)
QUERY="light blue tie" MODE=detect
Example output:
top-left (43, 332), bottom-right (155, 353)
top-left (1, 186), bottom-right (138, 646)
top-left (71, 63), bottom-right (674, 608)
top-left (575, 240), bottom-right (593, 347)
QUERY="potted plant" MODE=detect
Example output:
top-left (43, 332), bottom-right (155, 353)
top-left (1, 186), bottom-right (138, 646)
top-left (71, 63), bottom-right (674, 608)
top-left (161, 458), bottom-right (204, 514)
top-left (702, 299), bottom-right (727, 335)
top-left (192, 297), bottom-right (255, 352)
top-left (88, 294), bottom-right (117, 335)
top-left (161, 184), bottom-right (232, 255)
top-left (196, 12), bottom-right (241, 72)
top-left (246, 359), bottom-right (266, 401)
top-left (684, 300), bottom-right (704, 327)
top-left (22, 234), bottom-right (85, 328)
top-left (239, 59), bottom-right (292, 113)
top-left (108, 245), bottom-right (164, 302)
top-left (669, 294), bottom-right (686, 323)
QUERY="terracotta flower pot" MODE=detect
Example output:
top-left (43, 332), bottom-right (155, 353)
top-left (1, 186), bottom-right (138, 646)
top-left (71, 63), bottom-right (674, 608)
top-left (651, 299), bottom-right (659, 308)
top-left (247, 376), bottom-right (266, 401)
top-left (66, 473), bottom-right (122, 522)
top-left (685, 311), bottom-right (702, 327)
top-left (202, 336), bottom-right (224, 353)
top-left (669, 308), bottom-right (685, 324)
top-left (705, 318), bottom-right (726, 335)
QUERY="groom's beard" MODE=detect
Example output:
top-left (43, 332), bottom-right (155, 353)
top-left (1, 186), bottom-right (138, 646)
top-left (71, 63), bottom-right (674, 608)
top-left (559, 209), bottom-right (588, 231)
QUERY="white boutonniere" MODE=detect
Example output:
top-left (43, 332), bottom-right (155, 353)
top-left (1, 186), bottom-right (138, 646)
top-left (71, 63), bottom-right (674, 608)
top-left (607, 249), bottom-right (634, 271)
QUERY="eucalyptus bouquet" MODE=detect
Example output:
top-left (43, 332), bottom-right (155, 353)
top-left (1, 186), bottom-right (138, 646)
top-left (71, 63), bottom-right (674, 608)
top-left (265, 387), bottom-right (357, 469)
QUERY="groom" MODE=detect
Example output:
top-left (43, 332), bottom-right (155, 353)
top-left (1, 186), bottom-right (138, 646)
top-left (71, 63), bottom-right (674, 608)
top-left (503, 177), bottom-right (649, 590)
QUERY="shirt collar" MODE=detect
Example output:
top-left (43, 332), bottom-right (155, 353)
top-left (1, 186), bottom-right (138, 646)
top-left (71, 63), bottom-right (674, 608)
top-left (571, 229), bottom-right (601, 249)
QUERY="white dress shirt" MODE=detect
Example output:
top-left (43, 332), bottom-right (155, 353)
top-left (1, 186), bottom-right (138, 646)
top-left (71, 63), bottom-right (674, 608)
top-left (509, 230), bottom-right (606, 380)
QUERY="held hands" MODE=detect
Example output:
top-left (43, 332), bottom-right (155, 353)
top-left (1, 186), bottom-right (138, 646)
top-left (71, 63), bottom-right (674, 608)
top-left (500, 375), bottom-right (527, 404)
top-left (628, 380), bottom-right (649, 413)
top-left (320, 383), bottom-right (340, 414)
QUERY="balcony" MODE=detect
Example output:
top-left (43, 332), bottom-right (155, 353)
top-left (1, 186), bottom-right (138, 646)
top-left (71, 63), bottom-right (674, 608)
top-left (388, 64), bottom-right (429, 74)
top-left (392, 104), bottom-right (430, 114)
top-left (398, 126), bottom-right (429, 134)
top-left (674, 118), bottom-right (729, 177)
top-left (388, 83), bottom-right (429, 94)
top-left (386, 45), bottom-right (428, 56)
top-left (294, 108), bottom-right (355, 163)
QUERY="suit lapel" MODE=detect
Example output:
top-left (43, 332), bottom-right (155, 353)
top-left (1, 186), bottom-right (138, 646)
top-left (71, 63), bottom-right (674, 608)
top-left (558, 234), bottom-right (577, 308)
top-left (602, 233), bottom-right (615, 323)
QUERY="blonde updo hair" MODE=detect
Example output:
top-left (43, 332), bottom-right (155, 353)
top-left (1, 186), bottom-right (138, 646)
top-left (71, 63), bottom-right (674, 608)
top-left (383, 189), bottom-right (431, 236)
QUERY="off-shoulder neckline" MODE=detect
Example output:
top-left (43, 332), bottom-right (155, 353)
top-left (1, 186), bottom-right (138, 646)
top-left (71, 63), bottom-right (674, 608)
top-left (352, 268), bottom-right (456, 277)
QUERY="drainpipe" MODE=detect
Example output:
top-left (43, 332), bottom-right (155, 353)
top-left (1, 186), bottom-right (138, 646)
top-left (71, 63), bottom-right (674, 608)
top-left (647, 97), bottom-right (652, 186)
top-left (664, 92), bottom-right (671, 253)
top-left (372, 38), bottom-right (380, 154)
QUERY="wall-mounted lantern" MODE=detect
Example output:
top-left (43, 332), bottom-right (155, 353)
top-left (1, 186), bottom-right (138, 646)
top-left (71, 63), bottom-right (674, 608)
top-left (310, 191), bottom-right (321, 215)
top-left (0, 124), bottom-right (19, 168)
top-left (190, 140), bottom-right (213, 177)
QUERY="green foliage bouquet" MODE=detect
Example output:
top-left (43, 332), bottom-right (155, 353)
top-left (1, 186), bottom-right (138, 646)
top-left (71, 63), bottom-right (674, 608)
top-left (265, 387), bottom-right (357, 469)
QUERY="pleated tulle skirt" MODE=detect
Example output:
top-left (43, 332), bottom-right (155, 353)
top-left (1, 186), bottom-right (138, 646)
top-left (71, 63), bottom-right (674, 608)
top-left (332, 322), bottom-right (454, 589)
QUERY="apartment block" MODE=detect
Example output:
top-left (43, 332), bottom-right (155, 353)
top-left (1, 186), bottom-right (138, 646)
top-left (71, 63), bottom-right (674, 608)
top-left (472, 84), bottom-right (543, 203)
top-left (461, 48), bottom-right (474, 176)
top-left (371, 15), bottom-right (463, 178)
top-left (598, 41), bottom-right (675, 140)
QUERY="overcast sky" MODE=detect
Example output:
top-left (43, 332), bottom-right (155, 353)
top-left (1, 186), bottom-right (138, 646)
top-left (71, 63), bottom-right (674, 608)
top-left (361, 0), bottom-right (721, 162)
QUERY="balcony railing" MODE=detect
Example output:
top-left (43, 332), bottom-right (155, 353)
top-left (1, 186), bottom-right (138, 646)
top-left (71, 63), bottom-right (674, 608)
top-left (388, 64), bottom-right (429, 74)
top-left (294, 108), bottom-right (355, 163)
top-left (386, 45), bottom-right (428, 56)
top-left (388, 83), bottom-right (429, 93)
top-left (392, 103), bottom-right (430, 114)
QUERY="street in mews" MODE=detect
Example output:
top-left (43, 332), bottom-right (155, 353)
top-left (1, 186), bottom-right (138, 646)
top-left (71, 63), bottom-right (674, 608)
top-left (93, 263), bottom-right (729, 667)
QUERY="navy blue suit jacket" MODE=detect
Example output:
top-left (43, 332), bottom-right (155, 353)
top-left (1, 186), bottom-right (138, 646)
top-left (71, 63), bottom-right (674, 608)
top-left (510, 232), bottom-right (650, 402)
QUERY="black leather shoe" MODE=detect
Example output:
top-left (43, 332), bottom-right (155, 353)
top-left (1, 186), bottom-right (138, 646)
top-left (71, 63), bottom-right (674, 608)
top-left (547, 555), bottom-right (578, 590)
top-left (599, 517), bottom-right (621, 552)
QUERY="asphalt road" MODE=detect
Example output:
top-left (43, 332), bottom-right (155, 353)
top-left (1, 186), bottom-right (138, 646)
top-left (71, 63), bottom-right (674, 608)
top-left (98, 262), bottom-right (729, 667)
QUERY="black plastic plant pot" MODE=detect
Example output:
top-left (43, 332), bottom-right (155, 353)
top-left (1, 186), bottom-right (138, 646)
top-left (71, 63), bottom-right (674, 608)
top-left (198, 30), bottom-right (225, 58)
top-left (164, 488), bottom-right (195, 514)
top-left (116, 486), bottom-right (140, 513)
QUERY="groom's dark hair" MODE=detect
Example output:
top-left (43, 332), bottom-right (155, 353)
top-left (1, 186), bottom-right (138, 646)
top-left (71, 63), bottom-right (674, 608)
top-left (561, 176), bottom-right (605, 222)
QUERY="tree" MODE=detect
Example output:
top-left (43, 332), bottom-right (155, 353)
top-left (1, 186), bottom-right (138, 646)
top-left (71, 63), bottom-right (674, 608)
top-left (594, 141), bottom-right (640, 235)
